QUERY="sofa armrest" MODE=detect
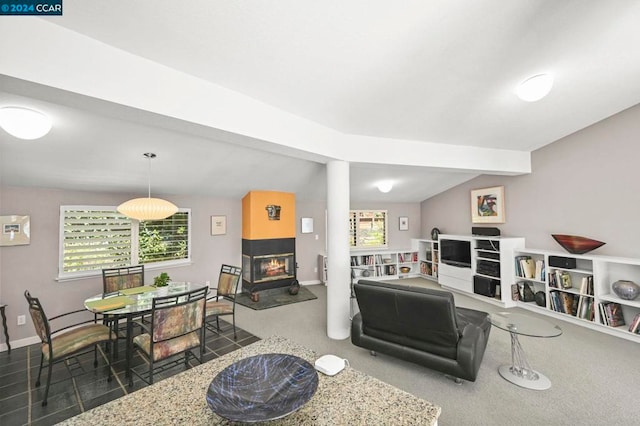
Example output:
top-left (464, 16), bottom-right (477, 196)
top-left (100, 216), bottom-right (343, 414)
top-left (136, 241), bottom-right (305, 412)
top-left (351, 313), bottom-right (364, 344)
top-left (456, 323), bottom-right (487, 381)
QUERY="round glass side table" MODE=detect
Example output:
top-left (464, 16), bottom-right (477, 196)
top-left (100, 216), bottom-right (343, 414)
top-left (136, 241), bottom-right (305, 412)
top-left (490, 311), bottom-right (562, 390)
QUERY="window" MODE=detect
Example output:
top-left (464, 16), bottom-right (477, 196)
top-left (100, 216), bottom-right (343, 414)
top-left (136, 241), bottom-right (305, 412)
top-left (349, 210), bottom-right (387, 249)
top-left (59, 206), bottom-right (191, 279)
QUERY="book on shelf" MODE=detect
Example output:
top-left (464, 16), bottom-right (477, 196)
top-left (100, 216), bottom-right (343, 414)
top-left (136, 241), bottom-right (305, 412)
top-left (514, 255), bottom-right (531, 277)
top-left (534, 260), bottom-right (545, 281)
top-left (558, 271), bottom-right (572, 289)
top-left (521, 258), bottom-right (535, 279)
top-left (628, 313), bottom-right (640, 334)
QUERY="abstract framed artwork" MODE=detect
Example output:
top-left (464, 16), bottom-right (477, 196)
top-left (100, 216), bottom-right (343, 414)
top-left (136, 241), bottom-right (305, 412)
top-left (399, 216), bottom-right (409, 231)
top-left (0, 215), bottom-right (30, 246)
top-left (211, 215), bottom-right (227, 236)
top-left (470, 186), bottom-right (505, 224)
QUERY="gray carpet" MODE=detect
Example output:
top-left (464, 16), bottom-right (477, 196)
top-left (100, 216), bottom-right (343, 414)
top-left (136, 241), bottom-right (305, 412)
top-left (235, 286), bottom-right (317, 310)
top-left (232, 280), bottom-right (640, 426)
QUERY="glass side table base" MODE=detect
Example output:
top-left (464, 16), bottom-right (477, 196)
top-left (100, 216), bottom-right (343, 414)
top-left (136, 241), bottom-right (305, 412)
top-left (498, 365), bottom-right (551, 390)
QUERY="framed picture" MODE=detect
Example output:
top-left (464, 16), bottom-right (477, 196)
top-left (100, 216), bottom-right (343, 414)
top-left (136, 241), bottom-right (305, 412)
top-left (0, 215), bottom-right (30, 246)
top-left (470, 186), bottom-right (505, 223)
top-left (210, 215), bottom-right (227, 235)
top-left (301, 217), bottom-right (314, 234)
top-left (399, 216), bottom-right (409, 231)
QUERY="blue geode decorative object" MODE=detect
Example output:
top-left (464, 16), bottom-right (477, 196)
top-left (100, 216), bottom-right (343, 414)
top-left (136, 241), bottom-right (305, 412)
top-left (612, 280), bottom-right (640, 301)
top-left (206, 353), bottom-right (318, 422)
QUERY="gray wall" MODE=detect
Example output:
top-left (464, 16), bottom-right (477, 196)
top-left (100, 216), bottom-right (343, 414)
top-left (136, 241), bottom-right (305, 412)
top-left (421, 103), bottom-right (640, 258)
top-left (0, 187), bottom-right (420, 345)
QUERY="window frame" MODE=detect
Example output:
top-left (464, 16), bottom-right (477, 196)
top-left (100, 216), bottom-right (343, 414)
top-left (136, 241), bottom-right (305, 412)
top-left (349, 209), bottom-right (388, 250)
top-left (58, 205), bottom-right (191, 281)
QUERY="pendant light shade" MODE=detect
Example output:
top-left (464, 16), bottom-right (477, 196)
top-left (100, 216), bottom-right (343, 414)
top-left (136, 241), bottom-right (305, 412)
top-left (117, 197), bottom-right (178, 221)
top-left (117, 153), bottom-right (178, 221)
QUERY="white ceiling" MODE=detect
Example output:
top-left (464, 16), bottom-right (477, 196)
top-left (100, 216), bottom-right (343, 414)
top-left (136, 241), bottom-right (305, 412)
top-left (1, 0), bottom-right (640, 202)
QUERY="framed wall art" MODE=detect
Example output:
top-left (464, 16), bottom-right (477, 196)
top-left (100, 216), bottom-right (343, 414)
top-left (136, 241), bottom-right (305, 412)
top-left (211, 215), bottom-right (227, 236)
top-left (399, 216), bottom-right (409, 231)
top-left (301, 217), bottom-right (314, 234)
top-left (0, 215), bottom-right (30, 246)
top-left (470, 186), bottom-right (505, 223)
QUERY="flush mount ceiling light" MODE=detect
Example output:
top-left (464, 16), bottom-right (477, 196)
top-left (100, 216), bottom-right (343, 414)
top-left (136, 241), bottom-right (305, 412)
top-left (117, 153), bottom-right (178, 221)
top-left (0, 106), bottom-right (53, 140)
top-left (516, 74), bottom-right (554, 102)
top-left (377, 181), bottom-right (393, 193)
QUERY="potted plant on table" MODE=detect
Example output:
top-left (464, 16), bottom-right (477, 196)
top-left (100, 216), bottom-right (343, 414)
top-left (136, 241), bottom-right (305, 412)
top-left (154, 272), bottom-right (171, 287)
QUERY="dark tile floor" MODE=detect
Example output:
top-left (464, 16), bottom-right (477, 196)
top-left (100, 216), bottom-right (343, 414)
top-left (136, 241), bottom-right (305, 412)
top-left (0, 320), bottom-right (260, 426)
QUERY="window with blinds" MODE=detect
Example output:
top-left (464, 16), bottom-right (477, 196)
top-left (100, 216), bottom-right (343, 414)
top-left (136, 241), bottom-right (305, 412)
top-left (349, 210), bottom-right (388, 248)
top-left (60, 206), bottom-right (190, 279)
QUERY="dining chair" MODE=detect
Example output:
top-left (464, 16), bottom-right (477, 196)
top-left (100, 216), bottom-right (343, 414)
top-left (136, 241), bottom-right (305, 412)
top-left (205, 264), bottom-right (242, 340)
top-left (102, 265), bottom-right (145, 352)
top-left (102, 265), bottom-right (145, 294)
top-left (130, 286), bottom-right (208, 386)
top-left (24, 290), bottom-right (115, 406)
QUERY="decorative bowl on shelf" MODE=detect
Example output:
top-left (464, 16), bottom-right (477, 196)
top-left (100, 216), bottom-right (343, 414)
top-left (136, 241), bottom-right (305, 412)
top-left (612, 280), bottom-right (640, 301)
top-left (399, 266), bottom-right (411, 274)
top-left (551, 234), bottom-right (606, 255)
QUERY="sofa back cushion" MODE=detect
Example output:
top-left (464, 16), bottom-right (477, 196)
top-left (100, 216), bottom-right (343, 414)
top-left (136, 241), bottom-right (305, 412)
top-left (354, 280), bottom-right (460, 359)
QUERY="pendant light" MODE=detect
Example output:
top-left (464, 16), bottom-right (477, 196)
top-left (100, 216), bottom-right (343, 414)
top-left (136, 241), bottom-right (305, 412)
top-left (117, 153), bottom-right (178, 221)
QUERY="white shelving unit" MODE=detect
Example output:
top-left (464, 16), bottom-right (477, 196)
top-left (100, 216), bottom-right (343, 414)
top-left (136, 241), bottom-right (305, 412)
top-left (350, 249), bottom-right (419, 281)
top-left (436, 234), bottom-right (525, 307)
top-left (319, 248), bottom-right (420, 285)
top-left (514, 248), bottom-right (640, 342)
top-left (415, 239), bottom-right (439, 281)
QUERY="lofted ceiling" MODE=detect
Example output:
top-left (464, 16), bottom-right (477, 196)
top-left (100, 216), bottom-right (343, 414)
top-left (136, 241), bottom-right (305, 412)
top-left (1, 0), bottom-right (640, 203)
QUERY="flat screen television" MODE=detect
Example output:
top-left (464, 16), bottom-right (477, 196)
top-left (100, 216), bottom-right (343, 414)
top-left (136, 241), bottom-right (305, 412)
top-left (440, 239), bottom-right (471, 268)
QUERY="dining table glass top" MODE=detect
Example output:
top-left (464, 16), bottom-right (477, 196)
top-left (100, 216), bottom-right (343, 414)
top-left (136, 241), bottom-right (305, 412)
top-left (85, 282), bottom-right (209, 315)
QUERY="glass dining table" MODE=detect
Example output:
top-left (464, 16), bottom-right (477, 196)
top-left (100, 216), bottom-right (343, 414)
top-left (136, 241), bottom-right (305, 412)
top-left (84, 282), bottom-right (209, 381)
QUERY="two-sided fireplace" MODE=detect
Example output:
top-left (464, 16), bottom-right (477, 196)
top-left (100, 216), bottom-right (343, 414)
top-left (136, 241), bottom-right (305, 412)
top-left (242, 238), bottom-right (296, 293)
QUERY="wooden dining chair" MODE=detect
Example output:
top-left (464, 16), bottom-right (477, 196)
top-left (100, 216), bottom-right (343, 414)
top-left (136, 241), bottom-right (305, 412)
top-left (205, 264), bottom-right (242, 339)
top-left (130, 286), bottom-right (208, 386)
top-left (24, 290), bottom-right (115, 406)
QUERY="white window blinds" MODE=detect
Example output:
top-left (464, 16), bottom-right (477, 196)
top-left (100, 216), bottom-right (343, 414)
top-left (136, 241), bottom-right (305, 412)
top-left (60, 206), bottom-right (190, 279)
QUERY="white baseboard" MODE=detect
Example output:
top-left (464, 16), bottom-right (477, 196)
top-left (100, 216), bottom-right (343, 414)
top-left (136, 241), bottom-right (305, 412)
top-left (1, 335), bottom-right (40, 352)
top-left (299, 280), bottom-right (322, 286)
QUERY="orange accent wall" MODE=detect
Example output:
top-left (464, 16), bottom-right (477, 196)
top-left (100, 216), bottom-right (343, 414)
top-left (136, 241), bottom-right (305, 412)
top-left (242, 191), bottom-right (296, 240)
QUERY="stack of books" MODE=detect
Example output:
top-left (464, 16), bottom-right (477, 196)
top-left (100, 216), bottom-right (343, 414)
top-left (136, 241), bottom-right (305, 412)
top-left (599, 302), bottom-right (625, 327)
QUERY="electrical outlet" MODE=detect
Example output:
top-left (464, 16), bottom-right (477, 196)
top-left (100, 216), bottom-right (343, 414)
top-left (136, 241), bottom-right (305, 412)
top-left (314, 267), bottom-right (318, 273)
top-left (17, 315), bottom-right (26, 326)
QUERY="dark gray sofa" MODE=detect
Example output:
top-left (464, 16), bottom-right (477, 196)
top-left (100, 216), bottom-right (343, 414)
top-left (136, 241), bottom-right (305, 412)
top-left (351, 280), bottom-right (491, 382)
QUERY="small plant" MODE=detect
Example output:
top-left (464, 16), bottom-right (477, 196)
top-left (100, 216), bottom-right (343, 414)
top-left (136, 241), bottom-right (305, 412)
top-left (154, 272), bottom-right (171, 287)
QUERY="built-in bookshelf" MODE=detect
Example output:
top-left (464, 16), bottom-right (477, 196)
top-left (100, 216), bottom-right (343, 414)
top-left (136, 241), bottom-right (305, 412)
top-left (319, 249), bottom-right (420, 285)
top-left (415, 239), bottom-right (439, 281)
top-left (349, 249), bottom-right (419, 280)
top-left (514, 248), bottom-right (640, 342)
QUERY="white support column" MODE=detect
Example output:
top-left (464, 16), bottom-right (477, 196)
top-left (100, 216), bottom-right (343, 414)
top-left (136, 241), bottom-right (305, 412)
top-left (326, 160), bottom-right (351, 339)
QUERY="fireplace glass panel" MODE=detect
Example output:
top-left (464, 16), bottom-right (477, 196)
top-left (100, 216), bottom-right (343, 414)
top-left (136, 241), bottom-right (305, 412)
top-left (251, 252), bottom-right (295, 283)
